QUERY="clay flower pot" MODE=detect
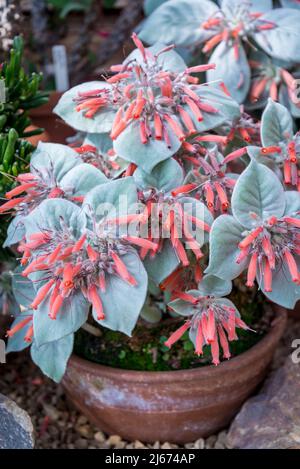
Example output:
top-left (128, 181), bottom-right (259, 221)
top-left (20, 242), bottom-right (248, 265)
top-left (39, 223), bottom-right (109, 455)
top-left (62, 306), bottom-right (287, 444)
top-left (30, 91), bottom-right (75, 144)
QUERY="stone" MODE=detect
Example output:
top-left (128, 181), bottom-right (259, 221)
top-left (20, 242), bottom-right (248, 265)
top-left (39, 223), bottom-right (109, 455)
top-left (227, 356), bottom-right (300, 449)
top-left (0, 393), bottom-right (34, 449)
top-left (194, 438), bottom-right (205, 449)
top-left (94, 430), bottom-right (105, 443)
top-left (107, 434), bottom-right (122, 446)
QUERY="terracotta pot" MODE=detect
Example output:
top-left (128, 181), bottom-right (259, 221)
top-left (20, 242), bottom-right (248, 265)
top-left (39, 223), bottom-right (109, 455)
top-left (30, 92), bottom-right (75, 144)
top-left (62, 306), bottom-right (287, 444)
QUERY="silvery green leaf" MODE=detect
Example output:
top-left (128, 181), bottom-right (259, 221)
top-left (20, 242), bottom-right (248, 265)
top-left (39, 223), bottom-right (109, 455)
top-left (134, 158), bottom-right (184, 192)
top-left (31, 142), bottom-right (82, 180)
top-left (279, 0), bottom-right (300, 9)
top-left (3, 215), bottom-right (25, 248)
top-left (284, 191), bottom-right (300, 216)
top-left (12, 266), bottom-right (35, 308)
top-left (179, 196), bottom-right (213, 245)
top-left (258, 257), bottom-right (300, 309)
top-left (33, 290), bottom-right (89, 346)
top-left (279, 84), bottom-right (300, 119)
top-left (144, 240), bottom-right (180, 284)
top-left (84, 133), bottom-right (129, 179)
top-left (31, 334), bottom-right (74, 383)
top-left (125, 42), bottom-right (187, 73)
top-left (261, 98), bottom-right (294, 147)
top-left (24, 199), bottom-right (87, 242)
top-left (84, 132), bottom-right (112, 154)
top-left (207, 42), bottom-right (250, 104)
top-left (54, 81), bottom-right (115, 133)
top-left (205, 214), bottom-right (247, 280)
top-left (168, 292), bottom-right (199, 317)
top-left (113, 119), bottom-right (182, 174)
top-left (144, 0), bottom-right (168, 15)
top-left (140, 304), bottom-right (162, 324)
top-left (83, 177), bottom-right (138, 223)
top-left (231, 160), bottom-right (285, 227)
top-left (6, 310), bottom-right (33, 353)
top-left (139, 0), bottom-right (219, 47)
top-left (221, 0), bottom-right (272, 13)
top-left (190, 85), bottom-right (240, 132)
top-left (197, 274), bottom-right (232, 297)
top-left (60, 163), bottom-right (108, 196)
top-left (93, 251), bottom-right (148, 336)
top-left (252, 9), bottom-right (300, 63)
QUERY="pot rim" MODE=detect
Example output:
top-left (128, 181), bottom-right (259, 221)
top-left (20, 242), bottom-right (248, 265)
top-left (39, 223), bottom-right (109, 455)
top-left (69, 304), bottom-right (287, 383)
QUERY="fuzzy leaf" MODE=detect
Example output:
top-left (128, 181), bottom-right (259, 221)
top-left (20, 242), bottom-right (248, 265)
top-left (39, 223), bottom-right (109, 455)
top-left (84, 133), bottom-right (129, 179)
top-left (6, 310), bottom-right (33, 353)
top-left (139, 0), bottom-right (218, 47)
top-left (60, 163), bottom-right (108, 196)
top-left (284, 191), bottom-right (300, 216)
top-left (113, 119), bottom-right (182, 173)
top-left (253, 9), bottom-right (300, 63)
top-left (221, 0), bottom-right (272, 13)
top-left (31, 334), bottom-right (74, 383)
top-left (207, 42), bottom-right (250, 104)
top-left (168, 292), bottom-right (199, 317)
top-left (144, 0), bottom-right (168, 15)
top-left (24, 199), bottom-right (87, 242)
top-left (93, 251), bottom-right (148, 336)
top-left (140, 304), bottom-right (162, 323)
top-left (33, 290), bottom-right (89, 346)
top-left (83, 177), bottom-right (138, 224)
top-left (125, 43), bottom-right (187, 74)
top-left (3, 215), bottom-right (25, 248)
top-left (31, 142), bottom-right (81, 180)
top-left (279, 84), bottom-right (300, 119)
top-left (261, 99), bottom-right (293, 147)
top-left (54, 81), bottom-right (115, 133)
top-left (12, 266), bottom-right (35, 308)
top-left (134, 158), bottom-right (184, 192)
top-left (231, 160), bottom-right (285, 227)
top-left (144, 240), bottom-right (180, 285)
top-left (258, 257), bottom-right (300, 309)
top-left (197, 275), bottom-right (232, 297)
top-left (190, 85), bottom-right (240, 133)
top-left (205, 214), bottom-right (247, 280)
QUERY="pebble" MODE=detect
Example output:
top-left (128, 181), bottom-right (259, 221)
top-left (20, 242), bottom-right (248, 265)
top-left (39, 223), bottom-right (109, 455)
top-left (94, 431), bottom-right (106, 443)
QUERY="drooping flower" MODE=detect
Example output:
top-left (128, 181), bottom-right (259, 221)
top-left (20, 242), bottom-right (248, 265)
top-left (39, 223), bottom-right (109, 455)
top-left (246, 50), bottom-right (300, 117)
top-left (180, 140), bottom-right (240, 214)
top-left (165, 275), bottom-right (250, 365)
top-left (74, 144), bottom-right (127, 178)
top-left (130, 158), bottom-right (213, 285)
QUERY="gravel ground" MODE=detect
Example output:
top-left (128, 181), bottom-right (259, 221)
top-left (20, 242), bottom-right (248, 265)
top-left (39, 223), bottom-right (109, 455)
top-left (0, 318), bottom-right (298, 449)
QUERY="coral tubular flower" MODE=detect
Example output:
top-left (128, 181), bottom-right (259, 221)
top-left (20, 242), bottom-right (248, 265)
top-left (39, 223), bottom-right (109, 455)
top-left (236, 217), bottom-right (300, 289)
top-left (166, 295), bottom-right (250, 365)
top-left (6, 315), bottom-right (33, 338)
top-left (71, 36), bottom-right (228, 146)
top-left (180, 141), bottom-right (238, 214)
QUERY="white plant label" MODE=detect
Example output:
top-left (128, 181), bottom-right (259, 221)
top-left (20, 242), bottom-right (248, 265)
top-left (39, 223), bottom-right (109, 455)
top-left (52, 45), bottom-right (69, 92)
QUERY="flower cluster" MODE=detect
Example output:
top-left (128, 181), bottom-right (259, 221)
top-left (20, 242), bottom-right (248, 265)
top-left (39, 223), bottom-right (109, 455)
top-left (73, 34), bottom-right (219, 146)
top-left (239, 216), bottom-right (300, 291)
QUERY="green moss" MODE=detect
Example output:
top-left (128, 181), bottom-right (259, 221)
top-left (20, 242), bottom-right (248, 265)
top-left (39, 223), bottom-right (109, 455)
top-left (74, 287), bottom-right (269, 372)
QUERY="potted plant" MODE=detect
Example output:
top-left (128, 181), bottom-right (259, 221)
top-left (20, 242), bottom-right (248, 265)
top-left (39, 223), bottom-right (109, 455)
top-left (1, 35), bottom-right (298, 444)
